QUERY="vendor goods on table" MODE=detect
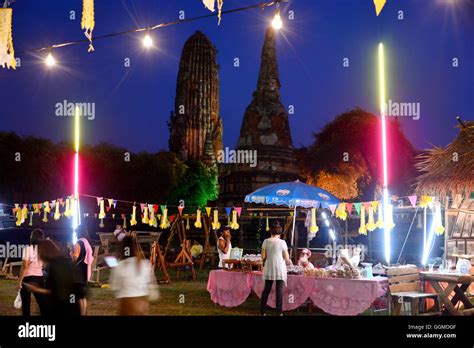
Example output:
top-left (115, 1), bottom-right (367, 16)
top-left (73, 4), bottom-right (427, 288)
top-left (304, 264), bottom-right (361, 279)
top-left (287, 265), bottom-right (304, 275)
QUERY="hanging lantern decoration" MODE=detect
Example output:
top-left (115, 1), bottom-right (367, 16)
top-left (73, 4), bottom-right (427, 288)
top-left (212, 209), bottom-right (221, 230)
top-left (335, 203), bottom-right (347, 221)
top-left (359, 205), bottom-right (367, 235)
top-left (159, 207), bottom-right (170, 229)
top-left (54, 201), bottom-right (61, 221)
top-left (122, 214), bottom-right (127, 229)
top-left (21, 205), bottom-right (28, 225)
top-left (310, 208), bottom-right (319, 233)
top-left (366, 204), bottom-right (377, 232)
top-left (0, 8), bottom-right (15, 69)
top-left (148, 204), bottom-right (157, 228)
top-left (33, 204), bottom-right (40, 214)
top-left (81, 0), bottom-right (95, 52)
top-left (434, 202), bottom-right (445, 235)
top-left (130, 205), bottom-right (137, 226)
top-left (141, 205), bottom-right (149, 224)
top-left (43, 201), bottom-right (51, 213)
top-left (376, 202), bottom-right (384, 229)
top-left (15, 207), bottom-right (22, 226)
top-left (202, 0), bottom-right (224, 25)
top-left (265, 216), bottom-right (270, 232)
top-left (230, 210), bottom-right (239, 230)
top-left (63, 198), bottom-right (72, 218)
top-left (194, 209), bottom-right (202, 228)
top-left (185, 214), bottom-right (190, 230)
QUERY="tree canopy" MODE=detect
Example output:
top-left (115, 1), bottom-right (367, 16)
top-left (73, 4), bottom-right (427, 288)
top-left (298, 108), bottom-right (417, 201)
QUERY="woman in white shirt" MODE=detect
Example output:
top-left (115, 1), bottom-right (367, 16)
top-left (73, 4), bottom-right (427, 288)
top-left (260, 220), bottom-right (291, 316)
top-left (110, 233), bottom-right (158, 315)
top-left (217, 226), bottom-right (232, 268)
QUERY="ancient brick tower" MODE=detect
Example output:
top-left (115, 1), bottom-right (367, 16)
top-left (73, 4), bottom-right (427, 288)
top-left (219, 27), bottom-right (298, 205)
top-left (168, 31), bottom-right (223, 166)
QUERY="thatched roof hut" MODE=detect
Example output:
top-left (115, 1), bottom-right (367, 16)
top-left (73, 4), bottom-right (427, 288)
top-left (416, 121), bottom-right (474, 198)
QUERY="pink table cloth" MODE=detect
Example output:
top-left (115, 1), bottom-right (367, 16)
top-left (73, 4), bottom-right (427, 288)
top-left (207, 270), bottom-right (253, 307)
top-left (207, 270), bottom-right (388, 315)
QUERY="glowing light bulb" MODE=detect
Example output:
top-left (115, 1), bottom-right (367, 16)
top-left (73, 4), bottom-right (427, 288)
top-left (45, 52), bottom-right (56, 67)
top-left (272, 9), bottom-right (283, 30)
top-left (143, 34), bottom-right (153, 48)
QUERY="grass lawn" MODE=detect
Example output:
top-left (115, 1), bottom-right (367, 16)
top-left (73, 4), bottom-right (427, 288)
top-left (0, 268), bottom-right (325, 316)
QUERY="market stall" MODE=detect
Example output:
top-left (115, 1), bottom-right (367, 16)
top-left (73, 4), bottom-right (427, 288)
top-left (207, 269), bottom-right (387, 315)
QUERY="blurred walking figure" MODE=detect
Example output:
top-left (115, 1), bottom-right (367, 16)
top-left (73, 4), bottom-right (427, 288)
top-left (71, 225), bottom-right (93, 315)
top-left (260, 220), bottom-right (291, 316)
top-left (110, 233), bottom-right (159, 315)
top-left (24, 240), bottom-right (81, 318)
top-left (16, 229), bottom-right (46, 317)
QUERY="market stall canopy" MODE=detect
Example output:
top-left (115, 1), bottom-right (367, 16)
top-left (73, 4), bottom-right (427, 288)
top-left (244, 180), bottom-right (340, 208)
top-left (416, 121), bottom-right (474, 198)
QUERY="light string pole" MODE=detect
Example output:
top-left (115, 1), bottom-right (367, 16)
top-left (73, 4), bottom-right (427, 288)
top-left (72, 106), bottom-right (81, 244)
top-left (378, 42), bottom-right (391, 265)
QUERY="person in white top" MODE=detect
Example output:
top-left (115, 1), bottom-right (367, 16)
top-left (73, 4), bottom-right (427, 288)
top-left (16, 229), bottom-right (46, 317)
top-left (260, 220), bottom-right (291, 316)
top-left (217, 226), bottom-right (232, 268)
top-left (110, 233), bottom-right (158, 315)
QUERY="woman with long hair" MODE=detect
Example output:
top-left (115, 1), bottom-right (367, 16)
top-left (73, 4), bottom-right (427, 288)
top-left (71, 224), bottom-right (93, 315)
top-left (109, 233), bottom-right (158, 315)
top-left (260, 220), bottom-right (291, 316)
top-left (23, 240), bottom-right (81, 318)
top-left (16, 229), bottom-right (46, 316)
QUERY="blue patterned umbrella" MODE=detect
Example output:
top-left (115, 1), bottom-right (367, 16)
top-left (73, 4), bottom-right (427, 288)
top-left (245, 180), bottom-right (340, 254)
top-left (244, 180), bottom-right (340, 208)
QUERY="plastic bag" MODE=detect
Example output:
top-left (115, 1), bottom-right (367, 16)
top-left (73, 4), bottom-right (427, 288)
top-left (14, 291), bottom-right (22, 309)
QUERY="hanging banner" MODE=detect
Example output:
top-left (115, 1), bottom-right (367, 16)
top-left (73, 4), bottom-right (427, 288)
top-left (408, 195), bottom-right (417, 208)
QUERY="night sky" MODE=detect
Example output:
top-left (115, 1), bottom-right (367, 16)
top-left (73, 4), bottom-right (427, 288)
top-left (0, 0), bottom-right (473, 153)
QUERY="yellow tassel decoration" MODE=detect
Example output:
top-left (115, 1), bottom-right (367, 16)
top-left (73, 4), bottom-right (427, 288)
top-left (335, 203), bottom-right (347, 221)
top-left (310, 208), bottom-right (319, 233)
top-left (434, 202), bottom-right (445, 235)
top-left (148, 205), bottom-right (157, 228)
top-left (98, 199), bottom-right (106, 219)
top-left (81, 0), bottom-right (95, 52)
top-left (366, 205), bottom-right (377, 232)
top-left (15, 207), bottom-right (22, 226)
top-left (230, 210), bottom-right (239, 230)
top-left (123, 215), bottom-right (127, 229)
top-left (42, 210), bottom-right (48, 223)
top-left (419, 195), bottom-right (433, 209)
top-left (159, 208), bottom-right (170, 229)
top-left (29, 211), bottom-right (33, 226)
top-left (185, 215), bottom-right (190, 230)
top-left (54, 201), bottom-right (61, 221)
top-left (359, 205), bottom-right (367, 235)
top-left (33, 204), bottom-right (40, 214)
top-left (130, 206), bottom-right (137, 226)
top-left (142, 205), bottom-right (149, 224)
top-left (0, 8), bottom-right (16, 69)
top-left (376, 202), bottom-right (384, 228)
top-left (194, 209), bottom-right (202, 228)
top-left (43, 201), bottom-right (51, 213)
top-left (266, 216), bottom-right (270, 232)
top-left (63, 198), bottom-right (71, 218)
top-left (212, 209), bottom-right (221, 230)
top-left (21, 206), bottom-right (28, 224)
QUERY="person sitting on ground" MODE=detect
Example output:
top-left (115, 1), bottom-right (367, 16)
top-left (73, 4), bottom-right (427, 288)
top-left (190, 240), bottom-right (203, 260)
top-left (297, 248), bottom-right (315, 271)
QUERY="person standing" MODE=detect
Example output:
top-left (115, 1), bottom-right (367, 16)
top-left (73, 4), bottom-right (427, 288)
top-left (260, 220), bottom-right (291, 316)
top-left (71, 225), bottom-right (93, 315)
top-left (24, 240), bottom-right (81, 318)
top-left (217, 226), bottom-right (232, 268)
top-left (109, 234), bottom-right (158, 315)
top-left (16, 229), bottom-right (46, 317)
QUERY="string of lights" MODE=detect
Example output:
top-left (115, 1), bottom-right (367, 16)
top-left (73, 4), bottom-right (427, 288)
top-left (15, 0), bottom-right (284, 67)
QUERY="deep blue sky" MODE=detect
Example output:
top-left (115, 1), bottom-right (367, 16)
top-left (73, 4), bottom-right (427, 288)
top-left (0, 0), bottom-right (473, 152)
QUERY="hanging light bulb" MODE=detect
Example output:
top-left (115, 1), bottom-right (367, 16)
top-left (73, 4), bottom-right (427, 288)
top-left (143, 33), bottom-right (153, 48)
top-left (272, 7), bottom-right (283, 30)
top-left (45, 51), bottom-right (56, 67)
